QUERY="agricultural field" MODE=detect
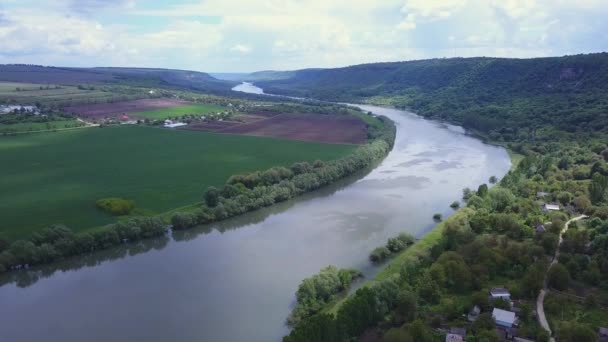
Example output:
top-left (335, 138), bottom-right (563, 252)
top-left (0, 125), bottom-right (356, 240)
top-left (65, 98), bottom-right (191, 119)
top-left (130, 103), bottom-right (227, 120)
top-left (0, 81), bottom-right (134, 107)
top-left (187, 113), bottom-right (368, 144)
top-left (0, 119), bottom-right (85, 134)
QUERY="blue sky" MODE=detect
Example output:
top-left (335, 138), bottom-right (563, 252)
top-left (0, 0), bottom-right (607, 72)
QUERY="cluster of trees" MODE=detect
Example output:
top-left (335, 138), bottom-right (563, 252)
top-left (369, 232), bottom-right (415, 263)
top-left (172, 118), bottom-right (395, 231)
top-left (0, 217), bottom-right (167, 273)
top-left (287, 266), bottom-right (362, 327)
top-left (285, 138), bottom-right (608, 341)
top-left (95, 197), bottom-right (136, 216)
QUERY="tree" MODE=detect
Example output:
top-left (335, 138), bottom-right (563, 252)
top-left (407, 320), bottom-right (433, 342)
top-left (471, 313), bottom-right (495, 334)
top-left (396, 289), bottom-right (418, 322)
top-left (489, 176), bottom-right (498, 184)
top-left (558, 322), bottom-right (597, 342)
top-left (547, 263), bottom-right (570, 291)
top-left (477, 184), bottom-right (489, 197)
top-left (573, 195), bottom-right (591, 212)
top-left (204, 186), bottom-right (220, 207)
top-left (450, 201), bottom-right (460, 209)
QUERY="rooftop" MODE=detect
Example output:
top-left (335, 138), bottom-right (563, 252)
top-left (492, 308), bottom-right (516, 325)
top-left (490, 288), bottom-right (511, 296)
top-left (446, 333), bottom-right (464, 342)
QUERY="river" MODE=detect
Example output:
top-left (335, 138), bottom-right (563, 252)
top-left (0, 83), bottom-right (511, 342)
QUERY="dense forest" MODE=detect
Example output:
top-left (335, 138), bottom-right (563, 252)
top-left (259, 53), bottom-right (608, 141)
top-left (277, 54), bottom-right (608, 342)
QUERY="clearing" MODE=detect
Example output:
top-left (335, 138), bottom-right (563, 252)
top-left (0, 125), bottom-right (356, 240)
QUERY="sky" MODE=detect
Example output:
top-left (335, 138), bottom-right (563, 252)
top-left (0, 0), bottom-right (607, 72)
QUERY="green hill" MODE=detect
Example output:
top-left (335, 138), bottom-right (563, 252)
top-left (258, 53), bottom-right (608, 139)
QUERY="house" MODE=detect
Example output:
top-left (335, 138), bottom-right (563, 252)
top-left (536, 191), bottom-right (550, 198)
top-left (542, 203), bottom-right (561, 212)
top-left (490, 288), bottom-right (511, 301)
top-left (493, 308), bottom-right (516, 328)
top-left (599, 327), bottom-right (608, 342)
top-left (513, 338), bottom-right (535, 342)
top-left (446, 328), bottom-right (466, 342)
top-left (535, 224), bottom-right (546, 234)
top-left (468, 305), bottom-right (481, 321)
top-left (164, 122), bottom-right (187, 128)
top-left (445, 334), bottom-right (463, 342)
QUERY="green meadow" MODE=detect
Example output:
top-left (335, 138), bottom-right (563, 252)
top-left (132, 104), bottom-right (227, 120)
top-left (0, 125), bottom-right (356, 240)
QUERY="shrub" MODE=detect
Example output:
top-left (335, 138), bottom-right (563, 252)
top-left (369, 246), bottom-right (391, 263)
top-left (95, 197), bottom-right (135, 216)
top-left (433, 213), bottom-right (442, 221)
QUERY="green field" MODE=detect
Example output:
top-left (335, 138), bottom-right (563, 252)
top-left (0, 120), bottom-right (84, 134)
top-left (132, 104), bottom-right (227, 120)
top-left (0, 126), bottom-right (356, 240)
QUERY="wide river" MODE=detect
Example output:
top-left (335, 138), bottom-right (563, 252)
top-left (0, 83), bottom-right (511, 342)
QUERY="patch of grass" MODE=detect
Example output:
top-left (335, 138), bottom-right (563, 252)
top-left (508, 150), bottom-right (524, 168)
top-left (545, 292), bottom-right (608, 332)
top-left (0, 125), bottom-right (356, 240)
top-left (132, 104), bottom-right (227, 120)
top-left (0, 120), bottom-right (84, 134)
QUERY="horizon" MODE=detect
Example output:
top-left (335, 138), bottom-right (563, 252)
top-left (3, 51), bottom-right (608, 75)
top-left (1, 1), bottom-right (608, 73)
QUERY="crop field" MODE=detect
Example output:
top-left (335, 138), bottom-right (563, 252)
top-left (0, 119), bottom-right (85, 134)
top-left (131, 103), bottom-right (227, 120)
top-left (0, 126), bottom-right (356, 240)
top-left (0, 81), bottom-right (122, 106)
top-left (221, 113), bottom-right (368, 144)
top-left (64, 98), bottom-right (192, 118)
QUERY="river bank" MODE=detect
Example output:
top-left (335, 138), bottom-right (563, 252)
top-left (0, 88), bottom-right (512, 342)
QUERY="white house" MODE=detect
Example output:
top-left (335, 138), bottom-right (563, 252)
top-left (492, 308), bottom-right (516, 328)
top-left (490, 287), bottom-right (511, 301)
top-left (543, 203), bottom-right (561, 212)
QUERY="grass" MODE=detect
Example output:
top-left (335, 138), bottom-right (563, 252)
top-left (508, 150), bottom-right (524, 168)
top-left (0, 125), bottom-right (356, 240)
top-left (131, 104), bottom-right (227, 120)
top-left (545, 292), bottom-right (608, 332)
top-left (0, 120), bottom-right (84, 133)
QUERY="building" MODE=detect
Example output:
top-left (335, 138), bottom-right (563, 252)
top-left (536, 191), bottom-right (550, 198)
top-left (493, 308), bottom-right (516, 328)
top-left (164, 122), bottom-right (187, 128)
top-left (446, 327), bottom-right (466, 342)
top-left (535, 224), bottom-right (546, 234)
top-left (542, 203), bottom-right (561, 212)
top-left (468, 305), bottom-right (481, 322)
top-left (490, 288), bottom-right (511, 301)
top-left (513, 337), bottom-right (535, 342)
top-left (599, 327), bottom-right (608, 342)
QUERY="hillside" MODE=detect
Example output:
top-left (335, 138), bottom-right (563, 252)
top-left (258, 53), bottom-right (608, 139)
top-left (0, 65), bottom-right (236, 94)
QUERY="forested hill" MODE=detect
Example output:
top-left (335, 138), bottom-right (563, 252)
top-left (0, 65), bottom-right (236, 94)
top-left (258, 53), bottom-right (608, 140)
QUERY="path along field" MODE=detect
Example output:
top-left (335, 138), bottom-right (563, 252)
top-left (0, 126), bottom-right (356, 240)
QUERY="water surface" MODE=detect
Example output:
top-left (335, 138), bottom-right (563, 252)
top-left (0, 84), bottom-right (511, 342)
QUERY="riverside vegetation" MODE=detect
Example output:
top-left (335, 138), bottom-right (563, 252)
top-left (275, 54), bottom-right (608, 342)
top-left (0, 106), bottom-right (396, 274)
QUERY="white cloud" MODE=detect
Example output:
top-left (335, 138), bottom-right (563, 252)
top-left (230, 44), bottom-right (251, 54)
top-left (0, 0), bottom-right (607, 71)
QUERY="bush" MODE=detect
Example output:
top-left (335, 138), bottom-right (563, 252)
top-left (369, 246), bottom-right (391, 263)
top-left (450, 201), bottom-right (460, 209)
top-left (547, 263), bottom-right (570, 290)
top-left (95, 197), bottom-right (135, 216)
top-left (433, 213), bottom-right (442, 221)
